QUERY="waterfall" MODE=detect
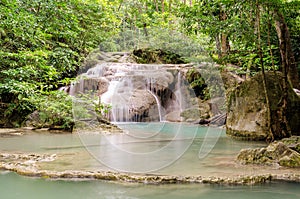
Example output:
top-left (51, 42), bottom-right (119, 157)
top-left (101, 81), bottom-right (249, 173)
top-left (174, 71), bottom-right (184, 112)
top-left (164, 71), bottom-right (185, 120)
top-left (71, 62), bottom-right (190, 123)
top-left (147, 90), bottom-right (164, 122)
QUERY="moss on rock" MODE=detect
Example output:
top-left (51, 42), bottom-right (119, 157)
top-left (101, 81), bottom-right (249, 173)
top-left (132, 48), bottom-right (187, 64)
top-left (237, 141), bottom-right (300, 167)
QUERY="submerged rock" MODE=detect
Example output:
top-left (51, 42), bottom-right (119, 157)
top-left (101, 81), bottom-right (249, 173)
top-left (1, 151), bottom-right (300, 185)
top-left (237, 141), bottom-right (300, 167)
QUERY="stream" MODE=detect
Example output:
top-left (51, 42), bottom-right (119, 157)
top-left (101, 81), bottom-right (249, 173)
top-left (1, 124), bottom-right (300, 198)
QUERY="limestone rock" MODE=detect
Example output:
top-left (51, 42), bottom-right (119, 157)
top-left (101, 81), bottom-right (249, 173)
top-left (25, 110), bottom-right (46, 128)
top-left (237, 141), bottom-right (300, 167)
top-left (226, 72), bottom-right (300, 140)
top-left (281, 136), bottom-right (300, 153)
top-left (180, 108), bottom-right (205, 122)
top-left (220, 69), bottom-right (244, 91)
top-left (127, 90), bottom-right (158, 121)
top-left (164, 111), bottom-right (183, 122)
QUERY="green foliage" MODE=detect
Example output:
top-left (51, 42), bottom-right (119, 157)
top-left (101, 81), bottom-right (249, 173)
top-left (177, 0), bottom-right (300, 75)
top-left (1, 0), bottom-right (300, 128)
top-left (0, 0), bottom-right (120, 127)
top-left (132, 48), bottom-right (188, 64)
top-left (27, 91), bottom-right (74, 130)
top-left (75, 91), bottom-right (112, 120)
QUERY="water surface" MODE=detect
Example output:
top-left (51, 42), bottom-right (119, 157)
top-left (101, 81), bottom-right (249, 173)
top-left (1, 172), bottom-right (300, 199)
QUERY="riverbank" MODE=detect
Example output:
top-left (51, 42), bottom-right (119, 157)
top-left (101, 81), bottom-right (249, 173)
top-left (0, 127), bottom-right (70, 136)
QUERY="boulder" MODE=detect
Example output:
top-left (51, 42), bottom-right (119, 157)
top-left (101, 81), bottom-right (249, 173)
top-left (220, 69), bottom-right (244, 91)
top-left (281, 136), bottom-right (300, 153)
top-left (128, 90), bottom-right (157, 121)
top-left (226, 72), bottom-right (300, 140)
top-left (25, 110), bottom-right (47, 129)
top-left (180, 107), bottom-right (209, 122)
top-left (70, 77), bottom-right (109, 96)
top-left (165, 111), bottom-right (182, 122)
top-left (237, 141), bottom-right (300, 167)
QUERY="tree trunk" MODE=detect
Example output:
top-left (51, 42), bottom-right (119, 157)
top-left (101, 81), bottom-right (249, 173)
top-left (272, 9), bottom-right (292, 139)
top-left (274, 10), bottom-right (300, 89)
top-left (161, 0), bottom-right (164, 13)
top-left (255, 1), bottom-right (274, 141)
top-left (215, 35), bottom-right (222, 59)
top-left (154, 0), bottom-right (159, 12)
top-left (219, 10), bottom-right (229, 57)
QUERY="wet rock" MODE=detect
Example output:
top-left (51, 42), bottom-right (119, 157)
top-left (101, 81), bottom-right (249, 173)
top-left (70, 77), bottom-right (109, 96)
top-left (122, 90), bottom-right (158, 122)
top-left (0, 129), bottom-right (24, 137)
top-left (197, 118), bottom-right (210, 125)
top-left (181, 103), bottom-right (210, 122)
top-left (74, 119), bottom-right (122, 133)
top-left (180, 108), bottom-right (201, 122)
top-left (237, 141), bottom-right (300, 167)
top-left (165, 111), bottom-right (182, 122)
top-left (1, 151), bottom-right (300, 185)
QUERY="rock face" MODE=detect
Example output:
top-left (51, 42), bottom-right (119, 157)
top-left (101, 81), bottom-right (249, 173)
top-left (71, 49), bottom-right (228, 124)
top-left (71, 49), bottom-right (203, 123)
top-left (237, 141), bottom-right (300, 167)
top-left (226, 72), bottom-right (300, 140)
top-left (220, 68), bottom-right (244, 92)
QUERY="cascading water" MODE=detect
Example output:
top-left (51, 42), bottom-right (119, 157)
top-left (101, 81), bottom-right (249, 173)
top-left (147, 90), bottom-right (164, 121)
top-left (71, 62), bottom-right (193, 123)
top-left (171, 71), bottom-right (185, 113)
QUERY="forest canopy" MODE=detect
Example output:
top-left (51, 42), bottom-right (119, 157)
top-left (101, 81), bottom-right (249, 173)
top-left (0, 0), bottom-right (299, 130)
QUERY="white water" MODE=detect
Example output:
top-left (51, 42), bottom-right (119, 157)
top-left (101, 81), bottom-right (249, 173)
top-left (147, 90), bottom-right (164, 121)
top-left (71, 63), bottom-right (193, 123)
top-left (167, 71), bottom-right (185, 115)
